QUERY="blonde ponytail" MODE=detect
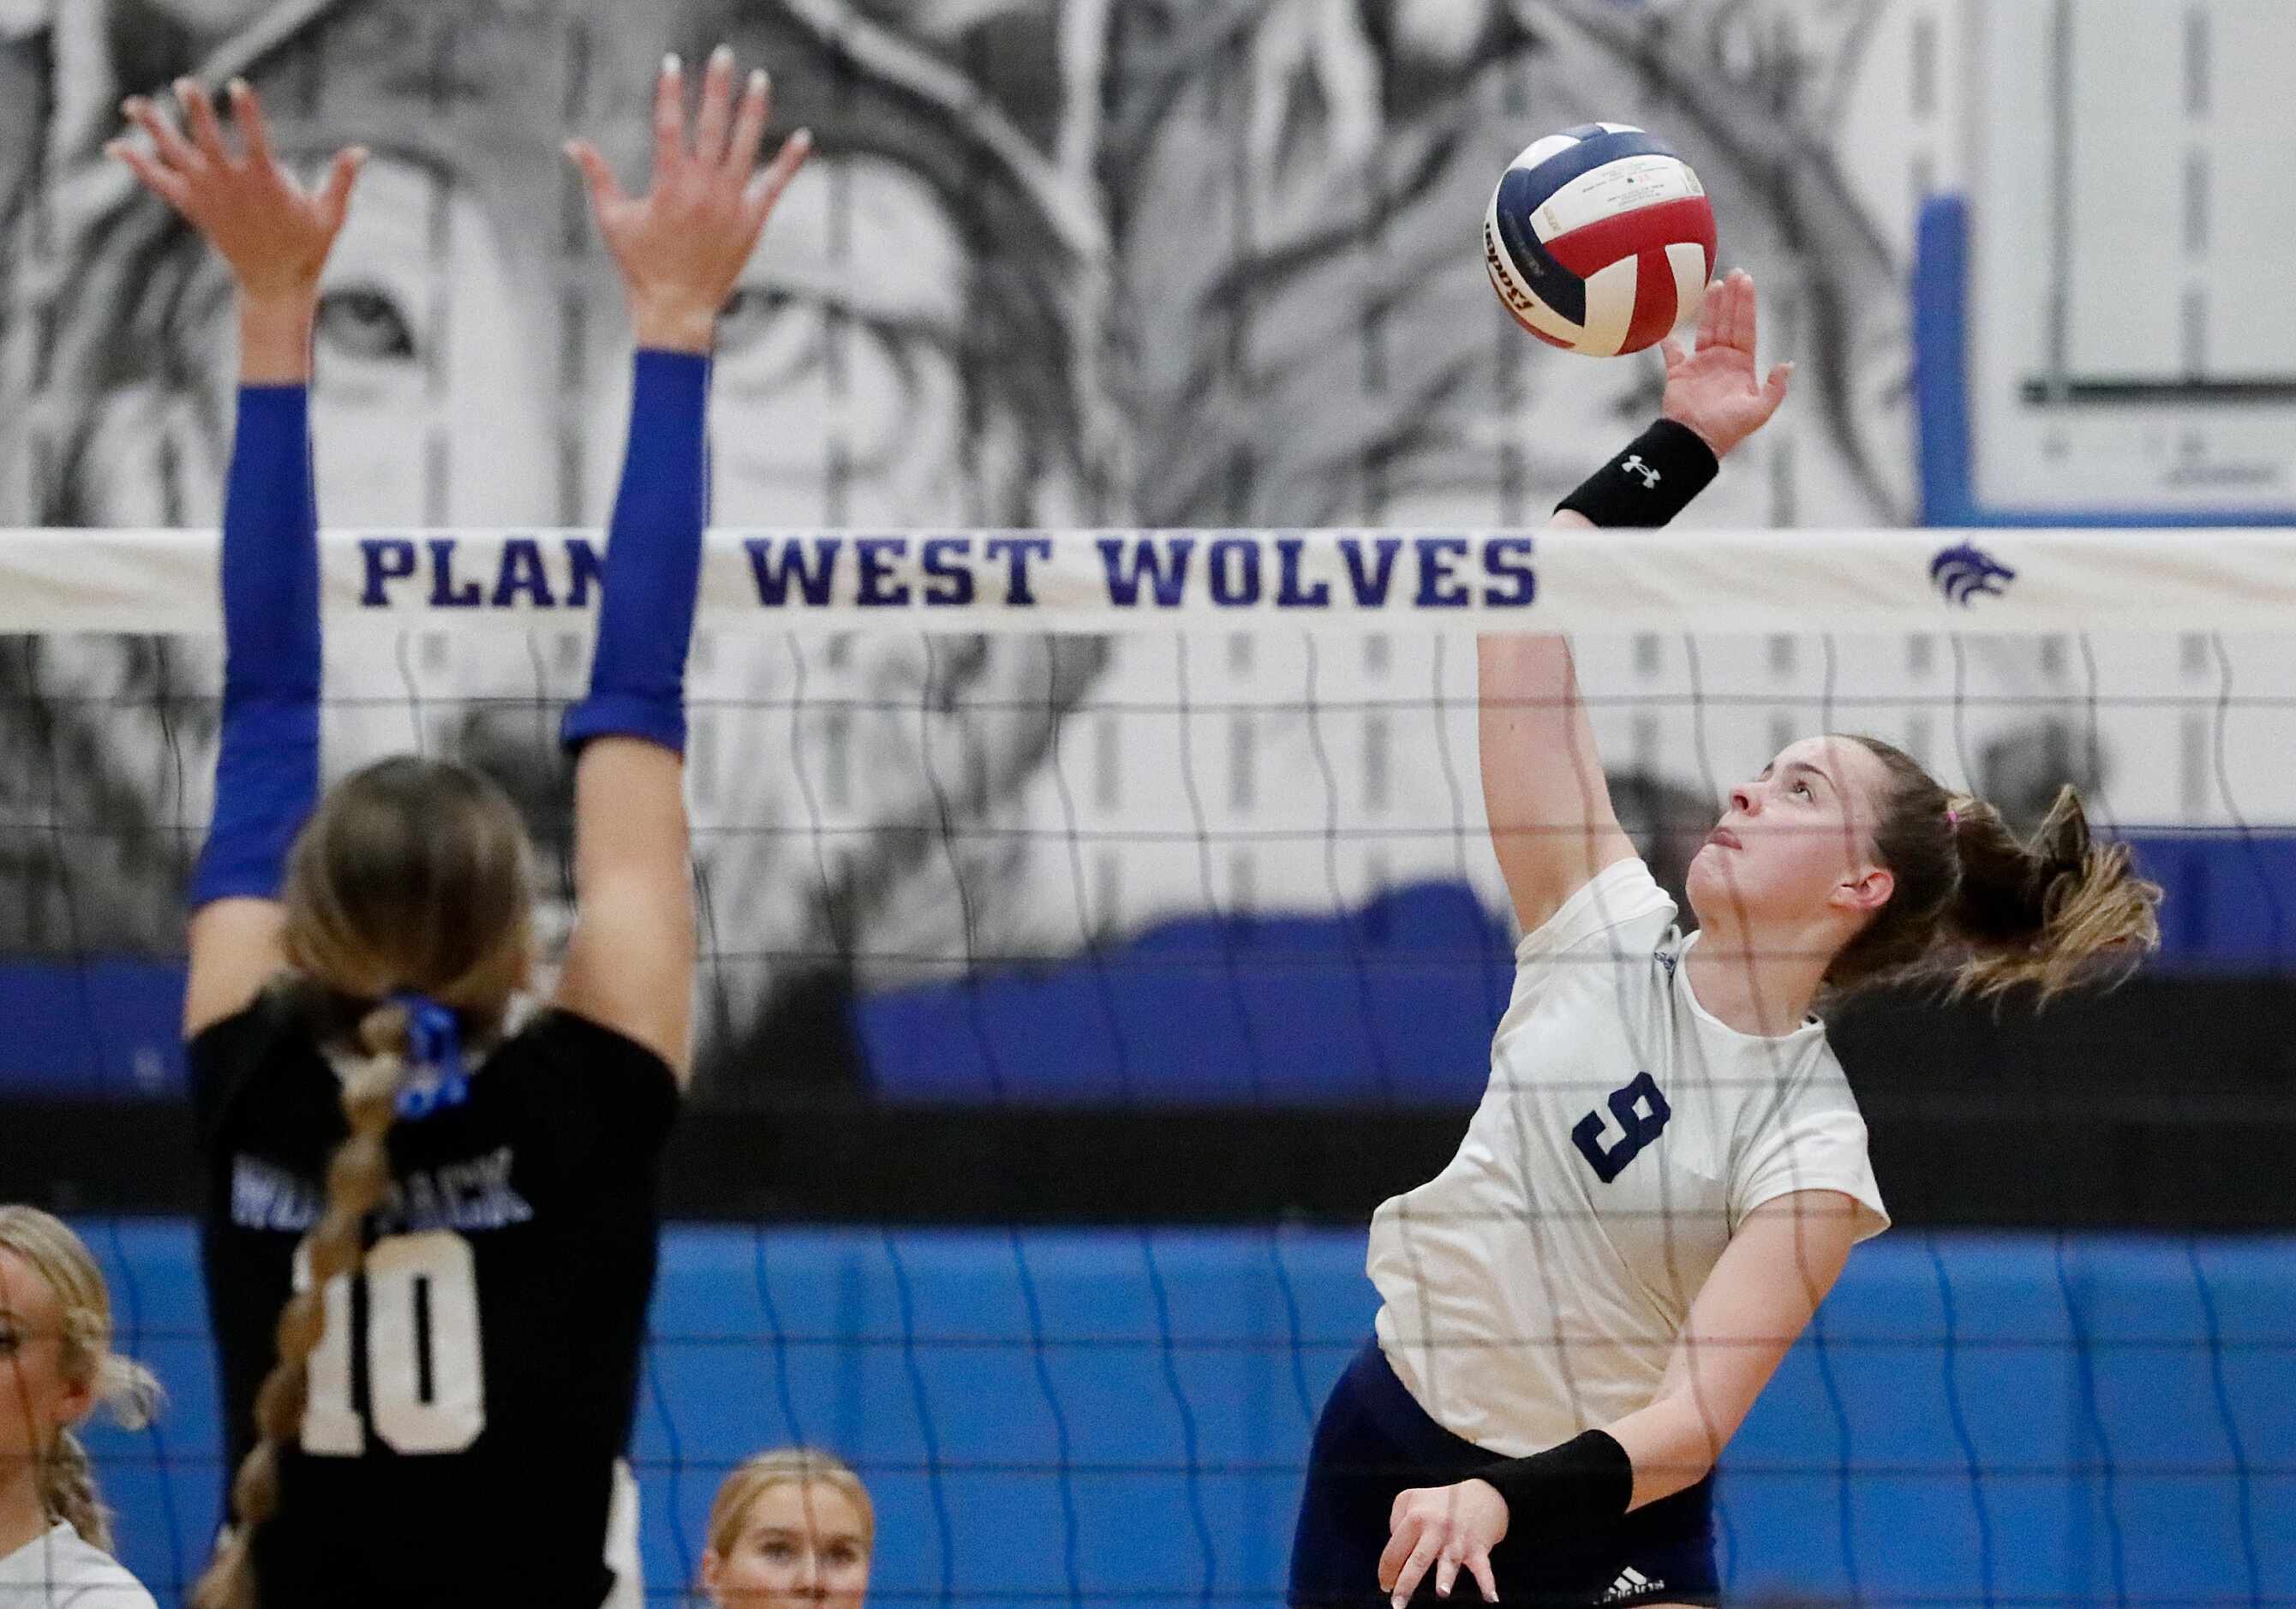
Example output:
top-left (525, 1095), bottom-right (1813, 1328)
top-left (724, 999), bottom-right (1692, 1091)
top-left (192, 1005), bottom-right (412, 1609)
top-left (1828, 739), bottom-right (2162, 1001)
top-left (0, 1207), bottom-right (164, 1558)
top-left (44, 1431), bottom-right (106, 1554)
top-left (1940, 786), bottom-right (2162, 1000)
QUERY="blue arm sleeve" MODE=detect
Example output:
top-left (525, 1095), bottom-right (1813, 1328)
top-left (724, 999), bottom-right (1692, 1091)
top-left (560, 350), bottom-right (710, 755)
top-left (188, 385), bottom-right (323, 910)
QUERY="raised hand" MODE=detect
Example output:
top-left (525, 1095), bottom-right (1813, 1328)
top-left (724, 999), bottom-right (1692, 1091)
top-left (107, 79), bottom-right (362, 305)
top-left (1658, 268), bottom-right (1794, 459)
top-left (1380, 1479), bottom-right (1506, 1606)
top-left (566, 46), bottom-right (812, 354)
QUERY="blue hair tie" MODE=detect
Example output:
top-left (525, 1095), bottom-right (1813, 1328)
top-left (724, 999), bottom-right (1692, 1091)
top-left (388, 992), bottom-right (469, 1120)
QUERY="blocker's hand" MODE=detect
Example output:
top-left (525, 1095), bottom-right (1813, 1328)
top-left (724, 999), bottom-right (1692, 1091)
top-left (568, 45), bottom-right (812, 353)
top-left (107, 79), bottom-right (362, 302)
top-left (1381, 1478), bottom-right (1507, 1606)
top-left (1659, 268), bottom-right (1793, 459)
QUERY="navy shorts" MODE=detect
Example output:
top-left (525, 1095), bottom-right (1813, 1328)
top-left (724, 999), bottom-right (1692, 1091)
top-left (1289, 1340), bottom-right (1721, 1608)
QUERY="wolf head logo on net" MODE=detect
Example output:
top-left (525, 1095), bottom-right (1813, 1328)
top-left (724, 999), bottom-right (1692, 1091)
top-left (1928, 541), bottom-right (2018, 607)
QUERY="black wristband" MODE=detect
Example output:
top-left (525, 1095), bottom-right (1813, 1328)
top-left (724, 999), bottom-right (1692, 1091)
top-left (1556, 418), bottom-right (1719, 528)
top-left (1475, 1428), bottom-right (1634, 1542)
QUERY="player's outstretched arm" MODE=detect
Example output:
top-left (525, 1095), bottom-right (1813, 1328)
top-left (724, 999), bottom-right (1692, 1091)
top-left (554, 48), bottom-right (810, 1084)
top-left (1476, 631), bottom-right (1634, 935)
top-left (111, 81), bottom-right (365, 1035)
top-left (1481, 271), bottom-right (1792, 935)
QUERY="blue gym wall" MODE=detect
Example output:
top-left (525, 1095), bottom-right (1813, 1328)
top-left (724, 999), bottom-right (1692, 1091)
top-left (75, 1222), bottom-right (2293, 1606)
top-left (13, 832), bottom-right (2296, 1103)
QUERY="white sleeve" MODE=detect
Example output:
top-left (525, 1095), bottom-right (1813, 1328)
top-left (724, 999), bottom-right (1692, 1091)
top-left (1731, 1074), bottom-right (1890, 1242)
top-left (56, 1573), bottom-right (159, 1609)
top-left (601, 1458), bottom-right (644, 1609)
top-left (1510, 857), bottom-right (1676, 963)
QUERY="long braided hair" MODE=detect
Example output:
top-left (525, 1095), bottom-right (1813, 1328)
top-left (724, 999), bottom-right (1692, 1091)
top-left (192, 757), bottom-right (535, 1609)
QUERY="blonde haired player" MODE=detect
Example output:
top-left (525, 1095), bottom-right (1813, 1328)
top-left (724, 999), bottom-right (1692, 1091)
top-left (107, 46), bottom-right (808, 1609)
top-left (701, 1448), bottom-right (874, 1609)
top-left (1289, 272), bottom-right (2160, 1608)
top-left (0, 1206), bottom-right (164, 1609)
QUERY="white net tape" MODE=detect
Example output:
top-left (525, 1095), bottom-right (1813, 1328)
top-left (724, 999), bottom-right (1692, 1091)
top-left (8, 526), bottom-right (2296, 633)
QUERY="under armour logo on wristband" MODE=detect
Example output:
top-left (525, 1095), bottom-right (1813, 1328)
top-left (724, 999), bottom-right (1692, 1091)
top-left (1558, 420), bottom-right (1715, 527)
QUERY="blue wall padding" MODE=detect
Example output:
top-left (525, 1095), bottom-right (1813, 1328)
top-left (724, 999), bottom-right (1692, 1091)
top-left (854, 882), bottom-right (1514, 1104)
top-left (69, 1223), bottom-right (2293, 1607)
top-left (856, 836), bottom-right (2296, 1103)
top-left (9, 834), bottom-right (2295, 1100)
top-left (1, 958), bottom-right (190, 1098)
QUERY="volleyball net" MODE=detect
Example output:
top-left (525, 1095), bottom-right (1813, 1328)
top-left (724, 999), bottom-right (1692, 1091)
top-left (4, 526), bottom-right (2292, 1605)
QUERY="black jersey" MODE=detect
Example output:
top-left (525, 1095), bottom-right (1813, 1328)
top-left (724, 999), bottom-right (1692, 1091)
top-left (190, 989), bottom-right (679, 1608)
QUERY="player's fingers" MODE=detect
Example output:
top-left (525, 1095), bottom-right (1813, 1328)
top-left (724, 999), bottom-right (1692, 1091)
top-left (1467, 1551), bottom-right (1499, 1604)
top-left (1391, 1525), bottom-right (1445, 1607)
top-left (692, 45), bottom-right (736, 166)
top-left (1378, 1507), bottom-right (1436, 1595)
top-left (1434, 1551), bottom-right (1460, 1600)
top-left (1659, 334), bottom-right (1688, 373)
top-left (565, 140), bottom-right (627, 209)
top-left (105, 141), bottom-right (192, 208)
top-left (1377, 1511), bottom-right (1417, 1590)
top-left (314, 146), bottom-right (367, 231)
top-left (123, 96), bottom-right (200, 172)
top-left (1388, 1488), bottom-right (1414, 1533)
top-left (1693, 271), bottom-right (1725, 350)
top-left (724, 68), bottom-right (771, 178)
top-left (651, 53), bottom-right (687, 183)
top-left (175, 78), bottom-right (233, 165)
top-left (1762, 360), bottom-right (1796, 413)
top-left (226, 80), bottom-right (276, 171)
top-left (1707, 269), bottom-right (1739, 353)
top-left (742, 128), bottom-right (812, 225)
top-left (1728, 267), bottom-right (1758, 354)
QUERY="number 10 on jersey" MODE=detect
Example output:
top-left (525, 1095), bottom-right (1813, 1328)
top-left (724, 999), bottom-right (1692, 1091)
top-left (296, 1229), bottom-right (486, 1456)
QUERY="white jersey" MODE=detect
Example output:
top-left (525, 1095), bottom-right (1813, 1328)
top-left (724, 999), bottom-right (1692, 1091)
top-left (0, 1523), bottom-right (156, 1609)
top-left (601, 1459), bottom-right (644, 1609)
top-left (1368, 858), bottom-right (1889, 1457)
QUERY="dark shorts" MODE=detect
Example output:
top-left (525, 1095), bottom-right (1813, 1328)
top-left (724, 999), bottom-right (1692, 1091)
top-left (1289, 1340), bottom-right (1721, 1608)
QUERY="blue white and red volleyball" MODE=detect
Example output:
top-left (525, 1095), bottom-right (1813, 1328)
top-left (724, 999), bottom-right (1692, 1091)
top-left (1483, 123), bottom-right (1718, 356)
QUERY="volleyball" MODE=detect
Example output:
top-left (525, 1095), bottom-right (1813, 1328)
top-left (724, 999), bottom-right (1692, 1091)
top-left (1482, 122), bottom-right (1718, 356)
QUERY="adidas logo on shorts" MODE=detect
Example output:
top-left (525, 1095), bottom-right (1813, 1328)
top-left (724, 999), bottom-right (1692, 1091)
top-left (1601, 1565), bottom-right (1665, 1603)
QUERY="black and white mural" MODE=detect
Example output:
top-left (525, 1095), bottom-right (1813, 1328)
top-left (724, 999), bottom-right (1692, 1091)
top-left (7, 0), bottom-right (2120, 1108)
